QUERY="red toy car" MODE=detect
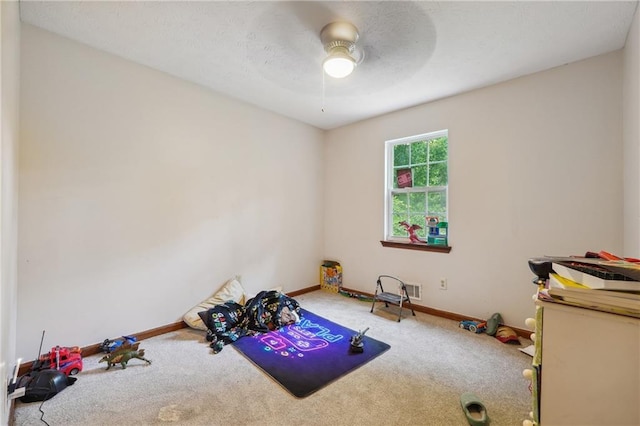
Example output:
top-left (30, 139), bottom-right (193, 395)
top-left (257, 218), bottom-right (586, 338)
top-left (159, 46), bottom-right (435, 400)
top-left (32, 346), bottom-right (83, 376)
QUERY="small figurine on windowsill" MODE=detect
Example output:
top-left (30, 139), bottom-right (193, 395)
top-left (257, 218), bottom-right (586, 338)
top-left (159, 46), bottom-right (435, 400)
top-left (399, 221), bottom-right (424, 244)
top-left (349, 327), bottom-right (369, 353)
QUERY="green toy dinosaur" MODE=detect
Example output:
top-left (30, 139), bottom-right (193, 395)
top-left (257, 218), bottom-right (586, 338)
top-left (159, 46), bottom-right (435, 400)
top-left (99, 342), bottom-right (151, 370)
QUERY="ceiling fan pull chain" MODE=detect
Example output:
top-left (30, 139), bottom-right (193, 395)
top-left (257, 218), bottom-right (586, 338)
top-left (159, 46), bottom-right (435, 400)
top-left (321, 70), bottom-right (325, 113)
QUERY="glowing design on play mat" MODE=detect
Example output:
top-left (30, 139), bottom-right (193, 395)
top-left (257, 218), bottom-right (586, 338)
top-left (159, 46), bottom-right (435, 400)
top-left (259, 316), bottom-right (345, 353)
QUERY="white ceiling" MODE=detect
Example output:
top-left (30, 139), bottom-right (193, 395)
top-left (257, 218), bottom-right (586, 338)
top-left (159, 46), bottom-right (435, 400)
top-left (19, 1), bottom-right (639, 130)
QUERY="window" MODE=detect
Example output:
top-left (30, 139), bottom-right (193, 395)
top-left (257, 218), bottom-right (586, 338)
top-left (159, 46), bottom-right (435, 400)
top-left (384, 130), bottom-right (449, 249)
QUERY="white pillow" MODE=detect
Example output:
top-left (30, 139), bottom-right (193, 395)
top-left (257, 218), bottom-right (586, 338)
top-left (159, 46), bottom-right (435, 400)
top-left (183, 277), bottom-right (247, 330)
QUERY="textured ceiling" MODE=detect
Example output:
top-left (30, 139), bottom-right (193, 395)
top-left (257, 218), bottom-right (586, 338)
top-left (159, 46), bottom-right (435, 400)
top-left (19, 1), bottom-right (639, 130)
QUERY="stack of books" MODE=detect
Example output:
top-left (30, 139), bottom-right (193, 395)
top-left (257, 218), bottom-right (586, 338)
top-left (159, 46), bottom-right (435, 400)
top-left (538, 256), bottom-right (640, 318)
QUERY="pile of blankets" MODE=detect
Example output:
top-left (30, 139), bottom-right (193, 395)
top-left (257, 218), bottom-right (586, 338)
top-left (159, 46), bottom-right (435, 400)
top-left (198, 290), bottom-right (301, 353)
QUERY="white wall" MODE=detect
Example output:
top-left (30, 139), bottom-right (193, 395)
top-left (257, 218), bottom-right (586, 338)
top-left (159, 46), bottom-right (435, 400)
top-left (0, 1), bottom-right (20, 423)
top-left (324, 52), bottom-right (623, 328)
top-left (624, 5), bottom-right (640, 258)
top-left (17, 25), bottom-right (325, 359)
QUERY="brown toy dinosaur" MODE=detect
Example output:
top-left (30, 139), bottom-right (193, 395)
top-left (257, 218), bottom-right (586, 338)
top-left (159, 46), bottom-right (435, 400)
top-left (99, 342), bottom-right (151, 370)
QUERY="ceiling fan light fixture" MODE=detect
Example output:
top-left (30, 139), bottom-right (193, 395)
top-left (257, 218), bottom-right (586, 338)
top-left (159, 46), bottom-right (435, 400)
top-left (323, 46), bottom-right (356, 78)
top-left (320, 22), bottom-right (360, 79)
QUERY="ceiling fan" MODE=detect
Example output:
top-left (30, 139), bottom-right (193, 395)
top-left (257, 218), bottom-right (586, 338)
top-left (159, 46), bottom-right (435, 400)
top-left (320, 21), bottom-right (363, 79)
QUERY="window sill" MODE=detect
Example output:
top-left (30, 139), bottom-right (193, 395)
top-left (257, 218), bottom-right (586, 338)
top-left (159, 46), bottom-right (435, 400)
top-left (380, 240), bottom-right (452, 253)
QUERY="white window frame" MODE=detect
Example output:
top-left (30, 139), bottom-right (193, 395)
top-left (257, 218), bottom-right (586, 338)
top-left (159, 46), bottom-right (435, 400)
top-left (384, 129), bottom-right (449, 242)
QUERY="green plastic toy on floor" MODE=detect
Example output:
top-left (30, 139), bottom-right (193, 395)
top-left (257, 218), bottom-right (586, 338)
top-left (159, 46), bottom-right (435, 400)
top-left (460, 392), bottom-right (489, 425)
top-left (485, 312), bottom-right (503, 336)
top-left (99, 342), bottom-right (151, 370)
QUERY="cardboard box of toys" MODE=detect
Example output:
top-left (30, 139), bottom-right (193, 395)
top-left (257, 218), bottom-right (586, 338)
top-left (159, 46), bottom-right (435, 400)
top-left (320, 260), bottom-right (342, 293)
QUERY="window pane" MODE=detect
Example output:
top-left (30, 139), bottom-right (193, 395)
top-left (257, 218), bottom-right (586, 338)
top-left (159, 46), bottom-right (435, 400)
top-left (411, 141), bottom-right (427, 164)
top-left (394, 144), bottom-right (410, 167)
top-left (409, 192), bottom-right (426, 212)
top-left (393, 192), bottom-right (411, 237)
top-left (409, 214), bottom-right (427, 237)
top-left (392, 193), bottom-right (408, 215)
top-left (428, 162), bottom-right (448, 185)
top-left (429, 137), bottom-right (448, 162)
top-left (413, 165), bottom-right (427, 186)
top-left (428, 191), bottom-right (446, 219)
top-left (410, 190), bottom-right (427, 237)
top-left (392, 214), bottom-right (406, 236)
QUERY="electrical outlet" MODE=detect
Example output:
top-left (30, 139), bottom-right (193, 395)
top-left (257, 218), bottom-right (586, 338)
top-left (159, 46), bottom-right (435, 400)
top-left (439, 278), bottom-right (447, 290)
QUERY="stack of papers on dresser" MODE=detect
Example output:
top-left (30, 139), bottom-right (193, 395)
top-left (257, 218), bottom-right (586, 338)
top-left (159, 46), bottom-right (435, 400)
top-left (543, 273), bottom-right (640, 318)
top-left (550, 258), bottom-right (640, 291)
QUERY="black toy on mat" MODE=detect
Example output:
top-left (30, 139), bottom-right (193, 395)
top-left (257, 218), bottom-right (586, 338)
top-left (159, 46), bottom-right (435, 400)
top-left (349, 327), bottom-right (369, 353)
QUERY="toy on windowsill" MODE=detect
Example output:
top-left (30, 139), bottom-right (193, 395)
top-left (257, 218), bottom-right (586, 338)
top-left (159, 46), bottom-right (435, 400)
top-left (424, 216), bottom-right (448, 246)
top-left (349, 327), bottom-right (369, 353)
top-left (399, 221), bottom-right (424, 243)
top-left (425, 216), bottom-right (444, 245)
top-left (459, 320), bottom-right (487, 334)
top-left (99, 342), bottom-right (151, 370)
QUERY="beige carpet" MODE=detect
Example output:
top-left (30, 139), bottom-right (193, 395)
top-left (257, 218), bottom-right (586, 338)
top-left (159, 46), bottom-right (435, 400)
top-left (13, 290), bottom-right (533, 425)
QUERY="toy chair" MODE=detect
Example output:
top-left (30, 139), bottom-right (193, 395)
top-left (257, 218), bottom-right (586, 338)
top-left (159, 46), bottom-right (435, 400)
top-left (370, 275), bottom-right (416, 322)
